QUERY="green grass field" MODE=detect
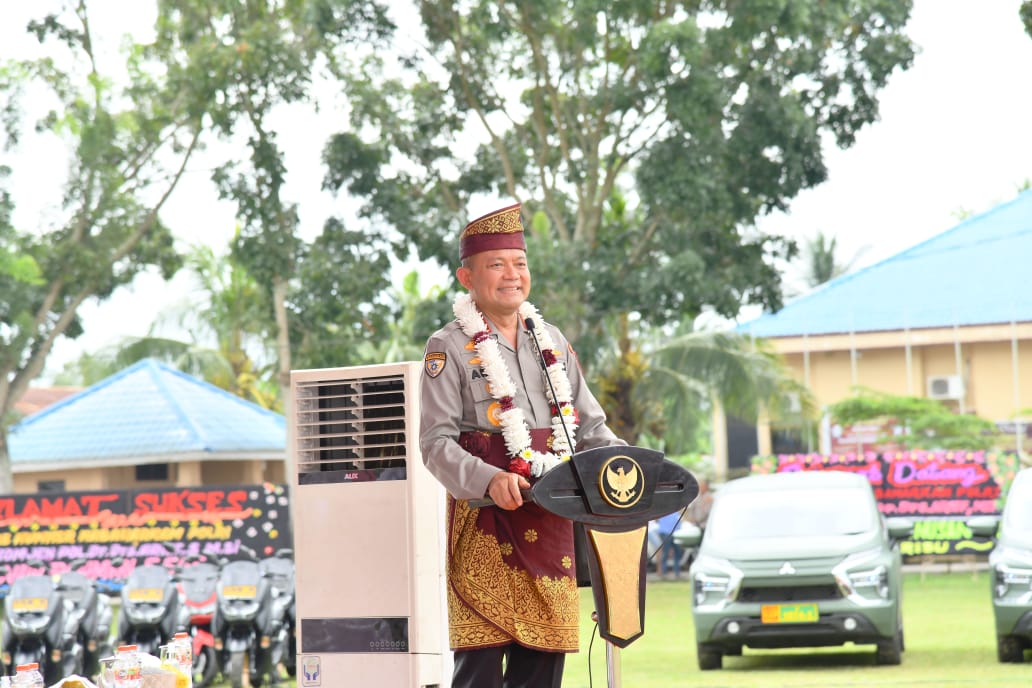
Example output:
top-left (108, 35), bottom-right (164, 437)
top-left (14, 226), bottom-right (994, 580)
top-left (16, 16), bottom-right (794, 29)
top-left (58, 570), bottom-right (1023, 687)
top-left (561, 571), bottom-right (1030, 687)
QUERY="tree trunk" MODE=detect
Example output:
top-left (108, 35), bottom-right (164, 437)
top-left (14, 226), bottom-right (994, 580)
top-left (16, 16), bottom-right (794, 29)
top-left (273, 276), bottom-right (292, 480)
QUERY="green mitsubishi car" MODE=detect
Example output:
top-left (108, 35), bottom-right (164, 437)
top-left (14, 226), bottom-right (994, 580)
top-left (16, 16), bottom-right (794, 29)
top-left (676, 470), bottom-right (914, 670)
top-left (970, 466), bottom-right (1032, 662)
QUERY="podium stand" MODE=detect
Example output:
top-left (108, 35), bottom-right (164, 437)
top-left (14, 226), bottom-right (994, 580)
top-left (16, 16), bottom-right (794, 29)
top-left (532, 445), bottom-right (698, 686)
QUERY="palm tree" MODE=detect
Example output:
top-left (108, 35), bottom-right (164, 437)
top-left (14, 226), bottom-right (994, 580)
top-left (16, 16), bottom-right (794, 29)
top-left (54, 244), bottom-right (279, 408)
top-left (786, 230), bottom-right (870, 295)
top-left (353, 269), bottom-right (444, 364)
top-left (594, 317), bottom-right (815, 455)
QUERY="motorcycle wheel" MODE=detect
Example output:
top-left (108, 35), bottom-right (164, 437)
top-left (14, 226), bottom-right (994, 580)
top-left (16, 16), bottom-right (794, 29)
top-left (227, 650), bottom-right (246, 688)
top-left (193, 645), bottom-right (219, 688)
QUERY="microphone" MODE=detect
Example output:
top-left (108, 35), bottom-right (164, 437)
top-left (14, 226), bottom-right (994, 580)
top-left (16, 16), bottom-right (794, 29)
top-left (525, 317), bottom-right (575, 456)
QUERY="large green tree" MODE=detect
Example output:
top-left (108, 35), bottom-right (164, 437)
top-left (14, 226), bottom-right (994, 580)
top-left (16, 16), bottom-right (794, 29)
top-left (152, 0), bottom-right (396, 420)
top-left (324, 0), bottom-right (916, 442)
top-left (0, 2), bottom-right (203, 491)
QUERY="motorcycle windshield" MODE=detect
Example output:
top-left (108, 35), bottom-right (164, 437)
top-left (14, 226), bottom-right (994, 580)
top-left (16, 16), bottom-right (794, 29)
top-left (127, 566), bottom-right (171, 588)
top-left (259, 558), bottom-right (294, 595)
top-left (124, 566), bottom-right (171, 603)
top-left (59, 571), bottom-right (92, 605)
top-left (7, 576), bottom-right (56, 613)
top-left (220, 561), bottom-right (261, 600)
top-left (180, 564), bottom-right (219, 602)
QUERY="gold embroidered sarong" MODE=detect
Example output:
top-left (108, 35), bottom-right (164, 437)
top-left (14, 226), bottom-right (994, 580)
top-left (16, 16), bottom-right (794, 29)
top-left (448, 430), bottom-right (579, 652)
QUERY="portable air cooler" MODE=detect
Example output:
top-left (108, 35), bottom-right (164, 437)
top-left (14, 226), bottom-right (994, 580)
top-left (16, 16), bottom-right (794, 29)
top-left (290, 362), bottom-right (449, 687)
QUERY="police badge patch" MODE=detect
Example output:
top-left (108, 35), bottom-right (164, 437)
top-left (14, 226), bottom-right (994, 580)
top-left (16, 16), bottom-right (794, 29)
top-left (424, 351), bottom-right (447, 378)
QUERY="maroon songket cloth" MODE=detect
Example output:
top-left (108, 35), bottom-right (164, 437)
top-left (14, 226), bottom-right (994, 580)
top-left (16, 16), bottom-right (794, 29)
top-left (447, 429), bottom-right (579, 652)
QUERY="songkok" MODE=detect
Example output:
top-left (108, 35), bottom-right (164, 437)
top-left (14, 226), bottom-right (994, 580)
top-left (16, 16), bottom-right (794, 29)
top-left (459, 202), bottom-right (526, 260)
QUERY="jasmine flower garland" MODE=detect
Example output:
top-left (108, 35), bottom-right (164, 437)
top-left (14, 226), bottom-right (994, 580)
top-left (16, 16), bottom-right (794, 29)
top-left (453, 293), bottom-right (578, 478)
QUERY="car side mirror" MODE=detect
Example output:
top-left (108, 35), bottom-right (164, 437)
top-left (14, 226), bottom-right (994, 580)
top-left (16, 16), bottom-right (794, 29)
top-left (672, 523), bottom-right (703, 548)
top-left (966, 514), bottom-right (1000, 537)
top-left (885, 517), bottom-right (915, 541)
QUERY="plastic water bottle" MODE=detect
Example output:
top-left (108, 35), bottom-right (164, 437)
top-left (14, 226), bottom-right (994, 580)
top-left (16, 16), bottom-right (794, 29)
top-left (26, 664), bottom-right (43, 688)
top-left (12, 663), bottom-right (43, 688)
top-left (113, 644), bottom-right (143, 688)
top-left (172, 631), bottom-right (193, 688)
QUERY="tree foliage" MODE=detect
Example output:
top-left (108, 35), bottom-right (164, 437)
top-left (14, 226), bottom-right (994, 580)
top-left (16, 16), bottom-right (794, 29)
top-left (829, 388), bottom-right (998, 451)
top-left (0, 1), bottom-right (204, 491)
top-left (153, 0), bottom-right (397, 406)
top-left (324, 0), bottom-right (916, 442)
top-left (54, 245), bottom-right (280, 409)
top-left (329, 0), bottom-right (914, 325)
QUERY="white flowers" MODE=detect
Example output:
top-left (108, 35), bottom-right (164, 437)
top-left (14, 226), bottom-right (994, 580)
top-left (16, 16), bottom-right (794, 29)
top-left (453, 293), bottom-right (578, 478)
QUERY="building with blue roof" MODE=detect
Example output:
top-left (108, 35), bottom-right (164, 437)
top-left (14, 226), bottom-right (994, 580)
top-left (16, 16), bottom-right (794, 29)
top-left (728, 189), bottom-right (1032, 470)
top-left (8, 359), bottom-right (287, 493)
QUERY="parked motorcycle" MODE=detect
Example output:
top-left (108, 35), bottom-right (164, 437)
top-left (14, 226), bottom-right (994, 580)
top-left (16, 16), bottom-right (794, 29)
top-left (175, 555), bottom-right (220, 688)
top-left (0, 561), bottom-right (84, 683)
top-left (57, 559), bottom-right (115, 678)
top-left (117, 563), bottom-right (181, 657)
top-left (213, 547), bottom-right (275, 688)
top-left (259, 549), bottom-right (295, 680)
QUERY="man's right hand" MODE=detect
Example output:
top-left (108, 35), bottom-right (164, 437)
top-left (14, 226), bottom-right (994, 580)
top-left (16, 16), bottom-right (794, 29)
top-left (487, 471), bottom-right (531, 510)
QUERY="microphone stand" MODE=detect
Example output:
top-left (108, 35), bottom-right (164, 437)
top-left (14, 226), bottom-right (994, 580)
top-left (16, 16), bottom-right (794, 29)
top-left (466, 317), bottom-right (576, 509)
top-left (524, 317), bottom-right (576, 456)
top-left (527, 317), bottom-right (621, 688)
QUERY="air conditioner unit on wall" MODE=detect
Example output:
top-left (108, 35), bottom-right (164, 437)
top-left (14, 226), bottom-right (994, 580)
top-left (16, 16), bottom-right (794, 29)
top-left (927, 374), bottom-right (965, 400)
top-left (290, 362), bottom-right (448, 688)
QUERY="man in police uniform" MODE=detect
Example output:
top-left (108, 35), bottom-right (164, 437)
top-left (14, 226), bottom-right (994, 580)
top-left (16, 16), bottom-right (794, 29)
top-left (420, 202), bottom-right (625, 688)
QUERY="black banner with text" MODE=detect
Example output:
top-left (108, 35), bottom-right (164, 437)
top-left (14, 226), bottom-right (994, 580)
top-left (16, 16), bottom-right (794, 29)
top-left (0, 483), bottom-right (291, 589)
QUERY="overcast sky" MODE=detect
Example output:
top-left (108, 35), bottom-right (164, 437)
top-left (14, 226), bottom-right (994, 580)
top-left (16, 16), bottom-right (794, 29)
top-left (3, 1), bottom-right (1032, 381)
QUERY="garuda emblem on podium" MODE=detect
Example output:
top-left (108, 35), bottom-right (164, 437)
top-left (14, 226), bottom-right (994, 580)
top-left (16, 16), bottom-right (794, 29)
top-left (598, 455), bottom-right (644, 508)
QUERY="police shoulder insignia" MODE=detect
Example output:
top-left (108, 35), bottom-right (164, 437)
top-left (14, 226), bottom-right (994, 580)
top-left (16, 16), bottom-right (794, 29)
top-left (425, 351), bottom-right (447, 378)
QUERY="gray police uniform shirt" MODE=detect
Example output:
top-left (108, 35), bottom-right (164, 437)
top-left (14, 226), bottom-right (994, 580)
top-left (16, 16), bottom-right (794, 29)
top-left (420, 313), bottom-right (625, 500)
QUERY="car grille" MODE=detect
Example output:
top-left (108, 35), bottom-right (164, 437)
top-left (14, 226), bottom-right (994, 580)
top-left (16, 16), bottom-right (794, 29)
top-left (737, 584), bottom-right (842, 603)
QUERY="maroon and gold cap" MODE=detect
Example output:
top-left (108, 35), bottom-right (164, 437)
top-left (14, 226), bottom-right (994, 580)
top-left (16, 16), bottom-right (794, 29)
top-left (459, 202), bottom-right (526, 260)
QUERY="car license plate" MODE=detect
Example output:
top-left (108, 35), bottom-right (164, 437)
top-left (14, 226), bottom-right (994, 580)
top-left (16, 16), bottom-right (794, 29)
top-left (761, 603), bottom-right (819, 624)
top-left (128, 588), bottom-right (164, 602)
top-left (223, 584), bottom-right (257, 599)
top-left (11, 597), bottom-right (48, 612)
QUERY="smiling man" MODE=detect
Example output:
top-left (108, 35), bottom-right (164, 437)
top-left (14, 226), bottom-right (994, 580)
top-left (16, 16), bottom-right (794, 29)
top-left (419, 202), bottom-right (625, 688)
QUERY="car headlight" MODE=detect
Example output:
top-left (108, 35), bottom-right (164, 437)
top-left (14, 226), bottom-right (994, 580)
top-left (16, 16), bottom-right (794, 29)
top-left (994, 563), bottom-right (1032, 601)
top-left (691, 555), bottom-right (742, 611)
top-left (833, 548), bottom-right (891, 605)
top-left (847, 565), bottom-right (889, 599)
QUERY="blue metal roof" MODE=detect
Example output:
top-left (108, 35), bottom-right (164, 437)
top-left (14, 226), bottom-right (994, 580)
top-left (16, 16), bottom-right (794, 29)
top-left (9, 359), bottom-right (286, 465)
top-left (739, 189), bottom-right (1032, 337)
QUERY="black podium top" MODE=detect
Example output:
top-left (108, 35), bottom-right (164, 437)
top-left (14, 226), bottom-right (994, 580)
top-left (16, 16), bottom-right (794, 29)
top-left (531, 445), bottom-right (698, 530)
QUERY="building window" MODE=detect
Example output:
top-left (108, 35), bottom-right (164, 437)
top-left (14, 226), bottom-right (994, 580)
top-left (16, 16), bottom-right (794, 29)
top-left (136, 463), bottom-right (170, 481)
top-left (38, 480), bottom-right (65, 493)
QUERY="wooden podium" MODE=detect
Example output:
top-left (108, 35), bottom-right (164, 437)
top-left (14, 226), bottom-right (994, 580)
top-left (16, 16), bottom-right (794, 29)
top-left (531, 446), bottom-right (699, 687)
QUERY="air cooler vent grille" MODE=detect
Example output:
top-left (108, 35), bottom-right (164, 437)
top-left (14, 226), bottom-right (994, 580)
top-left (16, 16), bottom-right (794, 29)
top-left (295, 373), bottom-right (408, 483)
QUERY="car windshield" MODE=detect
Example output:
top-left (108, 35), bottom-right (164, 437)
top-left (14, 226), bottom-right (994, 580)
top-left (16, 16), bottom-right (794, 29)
top-left (708, 486), bottom-right (877, 540)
